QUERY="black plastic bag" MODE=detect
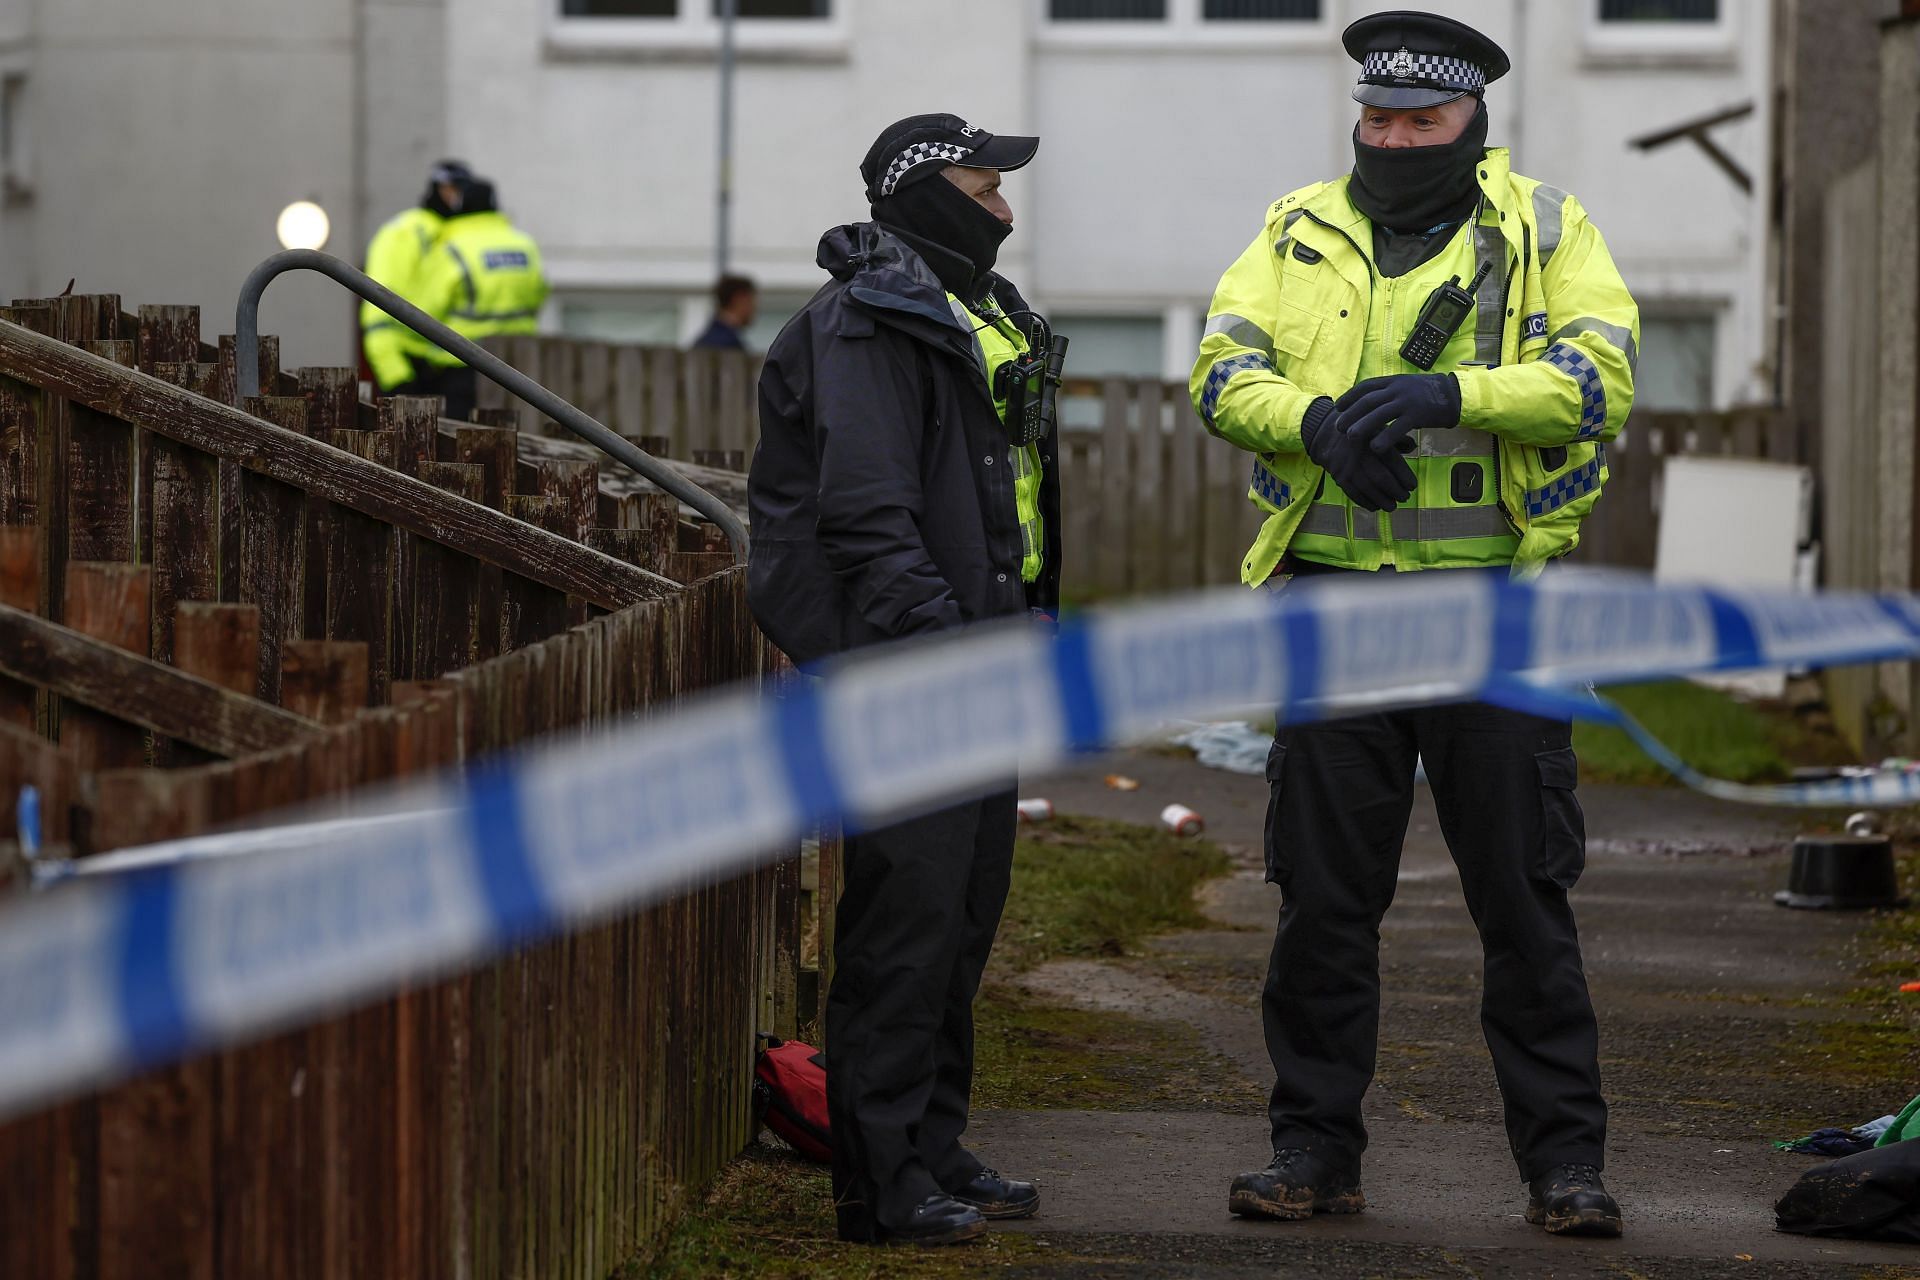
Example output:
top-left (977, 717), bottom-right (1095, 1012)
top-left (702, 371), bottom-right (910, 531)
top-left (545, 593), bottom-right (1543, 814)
top-left (1775, 1139), bottom-right (1920, 1242)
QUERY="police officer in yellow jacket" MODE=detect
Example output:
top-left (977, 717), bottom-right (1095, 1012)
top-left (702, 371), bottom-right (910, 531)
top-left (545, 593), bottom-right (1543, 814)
top-left (404, 178), bottom-right (549, 421)
top-left (1193, 11), bottom-right (1635, 1238)
top-left (361, 159), bottom-right (470, 396)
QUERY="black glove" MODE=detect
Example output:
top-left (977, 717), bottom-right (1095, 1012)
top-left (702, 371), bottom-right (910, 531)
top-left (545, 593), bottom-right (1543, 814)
top-left (1301, 397), bottom-right (1416, 513)
top-left (1334, 373), bottom-right (1461, 458)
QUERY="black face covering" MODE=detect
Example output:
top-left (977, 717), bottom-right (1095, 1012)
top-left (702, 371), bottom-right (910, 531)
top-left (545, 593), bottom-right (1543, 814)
top-left (1348, 99), bottom-right (1489, 234)
top-left (421, 182), bottom-right (461, 218)
top-left (871, 173), bottom-right (1013, 298)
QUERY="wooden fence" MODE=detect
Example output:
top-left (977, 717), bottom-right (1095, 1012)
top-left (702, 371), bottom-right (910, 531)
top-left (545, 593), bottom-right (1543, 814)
top-left (0, 295), bottom-right (828, 1277)
top-left (492, 333), bottom-right (1795, 593)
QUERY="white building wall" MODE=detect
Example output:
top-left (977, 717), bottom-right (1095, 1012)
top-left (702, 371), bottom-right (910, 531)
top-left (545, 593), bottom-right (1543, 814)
top-left (3, 0), bottom-right (1773, 400)
top-left (11, 0), bottom-right (361, 363)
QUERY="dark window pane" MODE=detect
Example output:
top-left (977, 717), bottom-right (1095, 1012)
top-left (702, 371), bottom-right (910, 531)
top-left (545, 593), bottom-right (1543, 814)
top-left (1599, 0), bottom-right (1717, 20)
top-left (1203, 0), bottom-right (1319, 18)
top-left (562, 0), bottom-right (674, 14)
top-left (716, 0), bottom-right (831, 14)
top-left (1049, 0), bottom-right (1167, 20)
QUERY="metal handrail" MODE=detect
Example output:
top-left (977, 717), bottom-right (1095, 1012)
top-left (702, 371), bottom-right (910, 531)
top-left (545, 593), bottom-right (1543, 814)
top-left (235, 249), bottom-right (748, 562)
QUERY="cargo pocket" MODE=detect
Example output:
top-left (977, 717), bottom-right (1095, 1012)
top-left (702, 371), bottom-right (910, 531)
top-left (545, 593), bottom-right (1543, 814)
top-left (1535, 746), bottom-right (1586, 889)
top-left (1263, 740), bottom-right (1290, 886)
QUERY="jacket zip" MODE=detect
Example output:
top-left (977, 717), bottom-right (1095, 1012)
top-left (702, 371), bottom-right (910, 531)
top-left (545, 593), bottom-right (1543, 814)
top-left (1489, 222), bottom-right (1529, 534)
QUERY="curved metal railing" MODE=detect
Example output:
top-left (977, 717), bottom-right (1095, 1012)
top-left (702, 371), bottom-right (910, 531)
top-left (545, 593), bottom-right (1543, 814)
top-left (235, 250), bottom-right (748, 562)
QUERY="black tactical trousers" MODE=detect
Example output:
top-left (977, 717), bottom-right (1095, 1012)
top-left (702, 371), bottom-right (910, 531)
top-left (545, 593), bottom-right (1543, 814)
top-left (1261, 701), bottom-right (1607, 1182)
top-left (827, 788), bottom-right (1017, 1238)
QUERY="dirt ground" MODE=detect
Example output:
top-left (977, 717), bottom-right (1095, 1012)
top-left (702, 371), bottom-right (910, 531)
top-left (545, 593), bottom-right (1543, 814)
top-left (964, 748), bottom-right (1920, 1278)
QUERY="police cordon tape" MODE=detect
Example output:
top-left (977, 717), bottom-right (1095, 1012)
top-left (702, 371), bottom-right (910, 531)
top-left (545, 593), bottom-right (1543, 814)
top-left (5, 569), bottom-right (1920, 1121)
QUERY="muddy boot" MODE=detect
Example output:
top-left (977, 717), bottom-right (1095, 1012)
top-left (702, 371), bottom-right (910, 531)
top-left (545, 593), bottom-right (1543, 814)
top-left (876, 1194), bottom-right (988, 1247)
top-left (948, 1168), bottom-right (1040, 1220)
top-left (1526, 1163), bottom-right (1623, 1237)
top-left (1228, 1148), bottom-right (1365, 1221)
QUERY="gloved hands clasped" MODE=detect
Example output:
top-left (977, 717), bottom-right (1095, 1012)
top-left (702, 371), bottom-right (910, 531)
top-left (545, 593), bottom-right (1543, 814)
top-left (1301, 373), bottom-right (1462, 512)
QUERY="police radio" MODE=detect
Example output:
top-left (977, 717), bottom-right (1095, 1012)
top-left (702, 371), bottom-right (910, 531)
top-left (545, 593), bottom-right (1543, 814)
top-left (1400, 260), bottom-right (1492, 371)
top-left (994, 317), bottom-right (1069, 448)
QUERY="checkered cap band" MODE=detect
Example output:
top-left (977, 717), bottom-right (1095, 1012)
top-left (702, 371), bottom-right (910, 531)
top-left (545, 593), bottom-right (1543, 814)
top-left (1362, 49), bottom-right (1485, 93)
top-left (879, 141), bottom-right (973, 197)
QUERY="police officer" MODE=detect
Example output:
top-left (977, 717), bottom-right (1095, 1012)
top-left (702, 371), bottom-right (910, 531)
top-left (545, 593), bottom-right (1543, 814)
top-left (361, 159), bottom-right (470, 397)
top-left (1192, 11), bottom-right (1637, 1237)
top-left (747, 113), bottom-right (1062, 1247)
top-left (406, 178), bottom-right (549, 421)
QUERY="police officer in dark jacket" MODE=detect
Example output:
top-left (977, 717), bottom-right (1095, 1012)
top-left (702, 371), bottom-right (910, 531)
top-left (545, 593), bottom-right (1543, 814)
top-left (747, 115), bottom-right (1061, 1248)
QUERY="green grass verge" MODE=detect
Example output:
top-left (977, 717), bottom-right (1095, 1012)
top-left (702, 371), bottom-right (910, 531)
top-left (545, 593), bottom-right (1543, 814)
top-left (1573, 680), bottom-right (1841, 786)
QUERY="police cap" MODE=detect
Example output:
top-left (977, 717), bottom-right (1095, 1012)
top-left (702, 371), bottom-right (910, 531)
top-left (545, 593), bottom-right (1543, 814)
top-left (1343, 10), bottom-right (1510, 110)
top-left (861, 113), bottom-right (1039, 203)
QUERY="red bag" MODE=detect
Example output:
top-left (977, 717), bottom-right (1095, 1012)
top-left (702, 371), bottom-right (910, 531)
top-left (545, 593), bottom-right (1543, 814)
top-left (753, 1033), bottom-right (831, 1162)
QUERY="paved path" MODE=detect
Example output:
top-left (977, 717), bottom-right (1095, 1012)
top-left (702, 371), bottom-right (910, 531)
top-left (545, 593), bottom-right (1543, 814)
top-left (968, 749), bottom-right (1919, 1277)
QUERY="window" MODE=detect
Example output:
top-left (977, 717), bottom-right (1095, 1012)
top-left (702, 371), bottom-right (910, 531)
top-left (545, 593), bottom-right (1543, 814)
top-left (1053, 315), bottom-right (1166, 378)
top-left (0, 71), bottom-right (27, 207)
top-left (1049, 0), bottom-right (1165, 18)
top-left (1599, 0), bottom-right (1716, 20)
top-left (1203, 0), bottom-right (1319, 18)
top-left (558, 294), bottom-right (684, 345)
top-left (560, 0), bottom-right (830, 16)
top-left (1636, 314), bottom-right (1715, 411)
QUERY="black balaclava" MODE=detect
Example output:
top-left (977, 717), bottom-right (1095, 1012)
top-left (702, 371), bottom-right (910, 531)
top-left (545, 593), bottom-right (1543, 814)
top-left (871, 171), bottom-right (1012, 299)
top-left (1348, 98), bottom-right (1489, 233)
top-left (420, 160), bottom-right (473, 217)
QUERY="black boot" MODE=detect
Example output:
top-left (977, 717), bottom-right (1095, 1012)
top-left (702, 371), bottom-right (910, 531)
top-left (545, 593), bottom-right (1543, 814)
top-left (1526, 1163), bottom-right (1623, 1237)
top-left (876, 1194), bottom-right (987, 1247)
top-left (949, 1167), bottom-right (1040, 1219)
top-left (1228, 1148), bottom-right (1365, 1221)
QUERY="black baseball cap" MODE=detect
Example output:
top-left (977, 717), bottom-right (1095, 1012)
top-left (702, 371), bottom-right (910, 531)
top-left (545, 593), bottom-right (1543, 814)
top-left (861, 113), bottom-right (1039, 203)
top-left (1343, 10), bottom-right (1510, 109)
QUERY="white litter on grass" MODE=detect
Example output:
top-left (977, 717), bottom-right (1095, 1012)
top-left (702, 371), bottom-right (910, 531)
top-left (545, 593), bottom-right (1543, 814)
top-left (1170, 721), bottom-right (1426, 783)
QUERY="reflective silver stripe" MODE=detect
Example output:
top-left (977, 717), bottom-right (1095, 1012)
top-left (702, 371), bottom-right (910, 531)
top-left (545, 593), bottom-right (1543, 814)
top-left (1532, 184), bottom-right (1569, 268)
top-left (1296, 503), bottom-right (1348, 537)
top-left (450, 308), bottom-right (539, 322)
top-left (1550, 316), bottom-right (1638, 374)
top-left (1385, 505), bottom-right (1515, 542)
top-left (1204, 312), bottom-right (1275, 357)
top-left (1471, 207), bottom-right (1506, 367)
top-left (1412, 426), bottom-right (1500, 458)
top-left (446, 243), bottom-right (478, 311)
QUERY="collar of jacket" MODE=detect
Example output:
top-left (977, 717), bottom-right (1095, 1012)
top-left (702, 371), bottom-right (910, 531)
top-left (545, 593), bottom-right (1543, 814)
top-left (1275, 146), bottom-right (1527, 285)
top-left (816, 222), bottom-right (1011, 360)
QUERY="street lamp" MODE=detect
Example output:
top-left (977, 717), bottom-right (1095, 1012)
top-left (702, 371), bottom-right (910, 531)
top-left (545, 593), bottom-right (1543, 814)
top-left (275, 200), bottom-right (331, 252)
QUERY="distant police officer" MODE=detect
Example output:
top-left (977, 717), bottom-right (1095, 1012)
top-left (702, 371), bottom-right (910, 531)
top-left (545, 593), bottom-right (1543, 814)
top-left (747, 114), bottom-right (1062, 1248)
top-left (1192, 11), bottom-right (1638, 1237)
top-left (361, 159), bottom-right (470, 397)
top-left (406, 178), bottom-right (548, 421)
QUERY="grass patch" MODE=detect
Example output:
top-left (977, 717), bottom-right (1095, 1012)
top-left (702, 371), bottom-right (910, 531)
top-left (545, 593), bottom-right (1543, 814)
top-left (992, 814), bottom-right (1234, 972)
top-left (1573, 680), bottom-right (1842, 786)
top-left (630, 1146), bottom-right (1088, 1279)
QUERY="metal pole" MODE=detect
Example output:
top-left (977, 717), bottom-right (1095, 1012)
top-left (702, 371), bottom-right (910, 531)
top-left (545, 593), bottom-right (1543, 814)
top-left (716, 0), bottom-right (738, 277)
top-left (233, 249), bottom-right (749, 562)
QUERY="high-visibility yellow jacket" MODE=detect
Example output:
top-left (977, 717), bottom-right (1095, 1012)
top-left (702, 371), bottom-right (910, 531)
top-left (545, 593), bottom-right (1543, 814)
top-left (954, 291), bottom-right (1046, 584)
top-left (1191, 147), bottom-right (1639, 583)
top-left (413, 211), bottom-right (549, 364)
top-left (361, 206), bottom-right (446, 390)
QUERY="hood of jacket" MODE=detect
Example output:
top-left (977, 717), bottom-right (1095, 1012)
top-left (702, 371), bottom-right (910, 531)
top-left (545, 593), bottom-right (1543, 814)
top-left (815, 222), bottom-right (1024, 357)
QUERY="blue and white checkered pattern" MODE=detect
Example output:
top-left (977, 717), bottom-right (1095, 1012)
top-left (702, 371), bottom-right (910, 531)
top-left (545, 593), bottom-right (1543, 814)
top-left (880, 141), bottom-right (973, 197)
top-left (1542, 342), bottom-right (1608, 440)
top-left (1250, 456), bottom-right (1291, 509)
top-left (1362, 48), bottom-right (1485, 92)
top-left (1200, 353), bottom-right (1273, 424)
top-left (1524, 445), bottom-right (1605, 518)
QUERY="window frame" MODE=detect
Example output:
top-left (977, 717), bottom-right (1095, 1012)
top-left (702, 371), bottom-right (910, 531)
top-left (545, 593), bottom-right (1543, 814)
top-left (1036, 0), bottom-right (1332, 53)
top-left (547, 0), bottom-right (850, 64)
top-left (1582, 0), bottom-right (1736, 66)
top-left (0, 62), bottom-right (29, 209)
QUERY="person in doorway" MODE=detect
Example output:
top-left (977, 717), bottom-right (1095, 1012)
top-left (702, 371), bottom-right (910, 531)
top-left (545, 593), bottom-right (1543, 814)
top-left (361, 158), bottom-right (469, 396)
top-left (692, 274), bottom-right (758, 350)
top-left (1191, 10), bottom-right (1639, 1238)
top-left (746, 113), bottom-right (1062, 1247)
top-left (406, 178), bottom-right (549, 422)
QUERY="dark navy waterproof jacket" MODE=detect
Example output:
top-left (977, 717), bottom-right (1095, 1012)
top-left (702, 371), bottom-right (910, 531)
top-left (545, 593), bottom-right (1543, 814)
top-left (746, 223), bottom-right (1062, 666)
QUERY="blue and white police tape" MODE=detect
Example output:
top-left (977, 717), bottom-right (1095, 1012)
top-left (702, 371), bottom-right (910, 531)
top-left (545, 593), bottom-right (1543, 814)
top-left (3, 570), bottom-right (1919, 1121)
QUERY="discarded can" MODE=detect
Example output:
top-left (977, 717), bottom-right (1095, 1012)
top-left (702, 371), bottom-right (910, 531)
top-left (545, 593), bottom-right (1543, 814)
top-left (1016, 798), bottom-right (1053, 824)
top-left (1160, 803), bottom-right (1204, 837)
top-left (1104, 774), bottom-right (1140, 792)
top-left (1901, 981), bottom-right (1920, 994)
